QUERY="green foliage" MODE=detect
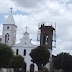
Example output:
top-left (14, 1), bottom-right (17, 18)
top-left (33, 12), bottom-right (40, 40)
top-left (30, 46), bottom-right (50, 70)
top-left (10, 55), bottom-right (26, 69)
top-left (53, 52), bottom-right (72, 71)
top-left (0, 43), bottom-right (13, 68)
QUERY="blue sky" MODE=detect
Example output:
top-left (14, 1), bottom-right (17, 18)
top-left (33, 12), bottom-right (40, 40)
top-left (0, 10), bottom-right (29, 24)
top-left (0, 13), bottom-right (8, 24)
top-left (0, 0), bottom-right (72, 55)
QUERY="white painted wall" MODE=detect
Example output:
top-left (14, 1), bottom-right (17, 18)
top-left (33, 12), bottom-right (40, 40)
top-left (12, 32), bottom-right (38, 71)
top-left (2, 24), bottom-right (17, 46)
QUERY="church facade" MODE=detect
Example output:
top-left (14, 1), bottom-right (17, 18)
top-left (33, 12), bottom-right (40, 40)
top-left (12, 32), bottom-right (38, 71)
top-left (0, 11), bottom-right (38, 71)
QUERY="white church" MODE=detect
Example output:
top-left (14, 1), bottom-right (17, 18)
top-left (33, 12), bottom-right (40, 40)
top-left (0, 10), bottom-right (38, 71)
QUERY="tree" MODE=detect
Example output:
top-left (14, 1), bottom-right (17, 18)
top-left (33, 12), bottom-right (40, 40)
top-left (53, 52), bottom-right (72, 72)
top-left (0, 43), bottom-right (13, 68)
top-left (10, 55), bottom-right (26, 72)
top-left (30, 46), bottom-right (50, 70)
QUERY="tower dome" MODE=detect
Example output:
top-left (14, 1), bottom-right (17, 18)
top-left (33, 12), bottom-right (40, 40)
top-left (5, 12), bottom-right (15, 24)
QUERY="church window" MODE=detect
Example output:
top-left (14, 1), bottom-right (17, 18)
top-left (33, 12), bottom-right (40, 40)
top-left (45, 35), bottom-right (49, 45)
top-left (16, 49), bottom-right (18, 55)
top-left (46, 35), bottom-right (48, 42)
top-left (5, 33), bottom-right (9, 43)
top-left (24, 49), bottom-right (26, 56)
top-left (45, 35), bottom-right (49, 44)
top-left (7, 27), bottom-right (9, 29)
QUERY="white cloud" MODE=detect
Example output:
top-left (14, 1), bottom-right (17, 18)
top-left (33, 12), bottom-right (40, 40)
top-left (11, 0), bottom-right (47, 8)
top-left (12, 14), bottom-right (38, 44)
top-left (12, 0), bottom-right (72, 55)
top-left (0, 0), bottom-right (72, 55)
top-left (0, 0), bottom-right (17, 13)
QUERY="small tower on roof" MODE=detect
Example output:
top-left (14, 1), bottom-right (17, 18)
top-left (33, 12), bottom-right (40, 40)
top-left (39, 24), bottom-right (55, 49)
top-left (2, 8), bottom-right (17, 46)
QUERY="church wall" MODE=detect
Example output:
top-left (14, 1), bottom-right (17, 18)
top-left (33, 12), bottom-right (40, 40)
top-left (12, 46), bottom-right (38, 71)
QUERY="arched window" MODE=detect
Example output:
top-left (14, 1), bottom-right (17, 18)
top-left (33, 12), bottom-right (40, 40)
top-left (46, 35), bottom-right (48, 42)
top-left (5, 33), bottom-right (9, 43)
top-left (24, 49), bottom-right (26, 56)
top-left (30, 64), bottom-right (34, 72)
top-left (16, 49), bottom-right (18, 55)
top-left (45, 35), bottom-right (49, 45)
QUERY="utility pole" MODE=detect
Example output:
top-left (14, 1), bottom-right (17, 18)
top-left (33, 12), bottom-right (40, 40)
top-left (62, 53), bottom-right (64, 72)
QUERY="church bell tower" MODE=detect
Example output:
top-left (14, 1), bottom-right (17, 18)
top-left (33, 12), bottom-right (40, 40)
top-left (2, 8), bottom-right (17, 47)
top-left (39, 24), bottom-right (55, 49)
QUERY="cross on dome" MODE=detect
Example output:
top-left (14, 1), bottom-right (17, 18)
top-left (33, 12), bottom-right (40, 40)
top-left (25, 26), bottom-right (28, 32)
top-left (10, 7), bottom-right (13, 13)
top-left (5, 8), bottom-right (15, 24)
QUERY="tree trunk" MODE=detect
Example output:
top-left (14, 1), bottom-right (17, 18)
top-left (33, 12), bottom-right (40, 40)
top-left (38, 66), bottom-right (43, 72)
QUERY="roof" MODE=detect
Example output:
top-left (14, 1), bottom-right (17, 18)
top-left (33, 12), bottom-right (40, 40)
top-left (5, 12), bottom-right (15, 24)
top-left (24, 32), bottom-right (29, 35)
top-left (39, 24), bottom-right (55, 30)
top-left (12, 32), bottom-right (37, 48)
